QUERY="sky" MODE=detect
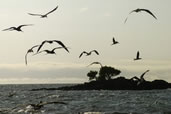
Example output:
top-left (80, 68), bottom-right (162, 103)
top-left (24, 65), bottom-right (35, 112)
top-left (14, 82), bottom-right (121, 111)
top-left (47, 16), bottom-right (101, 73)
top-left (0, 0), bottom-right (170, 84)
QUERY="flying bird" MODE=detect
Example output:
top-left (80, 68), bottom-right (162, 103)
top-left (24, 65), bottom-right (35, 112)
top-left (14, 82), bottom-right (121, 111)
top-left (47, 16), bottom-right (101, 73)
top-left (124, 8), bottom-right (157, 23)
top-left (87, 62), bottom-right (103, 67)
top-left (134, 51), bottom-right (142, 61)
top-left (79, 50), bottom-right (99, 58)
top-left (138, 70), bottom-right (150, 85)
top-left (28, 6), bottom-right (58, 18)
top-left (34, 47), bottom-right (67, 55)
top-left (2, 24), bottom-right (33, 32)
top-left (25, 45), bottom-right (40, 65)
top-left (37, 40), bottom-right (69, 53)
top-left (111, 37), bottom-right (119, 45)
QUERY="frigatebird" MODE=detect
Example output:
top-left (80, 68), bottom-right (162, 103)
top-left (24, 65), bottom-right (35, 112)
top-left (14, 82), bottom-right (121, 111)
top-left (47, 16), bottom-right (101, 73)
top-left (79, 50), bottom-right (99, 58)
top-left (28, 6), bottom-right (58, 18)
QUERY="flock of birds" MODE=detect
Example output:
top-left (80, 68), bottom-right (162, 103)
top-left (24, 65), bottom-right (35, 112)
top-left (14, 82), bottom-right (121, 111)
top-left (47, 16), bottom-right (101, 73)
top-left (2, 5), bottom-right (157, 67)
top-left (0, 4), bottom-right (158, 113)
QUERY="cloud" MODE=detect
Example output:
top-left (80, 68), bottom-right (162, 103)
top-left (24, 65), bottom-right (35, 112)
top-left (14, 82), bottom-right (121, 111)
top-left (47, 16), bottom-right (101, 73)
top-left (79, 7), bottom-right (88, 13)
top-left (104, 12), bottom-right (112, 17)
top-left (0, 60), bottom-right (170, 84)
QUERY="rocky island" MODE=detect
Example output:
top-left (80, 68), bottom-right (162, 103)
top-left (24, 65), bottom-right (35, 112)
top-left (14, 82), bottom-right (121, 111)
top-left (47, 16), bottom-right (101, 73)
top-left (31, 66), bottom-right (171, 91)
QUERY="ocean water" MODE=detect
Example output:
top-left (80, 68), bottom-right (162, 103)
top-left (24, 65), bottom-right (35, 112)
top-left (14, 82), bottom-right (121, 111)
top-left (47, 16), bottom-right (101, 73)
top-left (0, 84), bottom-right (171, 114)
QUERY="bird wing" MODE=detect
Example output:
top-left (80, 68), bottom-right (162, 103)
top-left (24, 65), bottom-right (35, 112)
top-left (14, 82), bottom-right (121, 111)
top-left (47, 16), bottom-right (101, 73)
top-left (25, 53), bottom-right (28, 65)
top-left (53, 40), bottom-right (69, 53)
top-left (36, 41), bottom-right (47, 53)
top-left (52, 47), bottom-right (65, 52)
top-left (33, 50), bottom-right (48, 55)
top-left (140, 70), bottom-right (150, 79)
top-left (79, 51), bottom-right (87, 58)
top-left (140, 9), bottom-right (157, 19)
top-left (28, 13), bottom-right (43, 16)
top-left (91, 50), bottom-right (99, 55)
top-left (2, 27), bottom-right (15, 31)
top-left (18, 24), bottom-right (33, 29)
top-left (113, 37), bottom-right (116, 43)
top-left (45, 6), bottom-right (58, 15)
top-left (30, 45), bottom-right (40, 50)
top-left (136, 51), bottom-right (140, 59)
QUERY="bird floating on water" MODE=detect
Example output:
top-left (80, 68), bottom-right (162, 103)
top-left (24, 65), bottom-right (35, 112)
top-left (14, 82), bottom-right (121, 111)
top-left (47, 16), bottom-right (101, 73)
top-left (28, 6), bottom-right (58, 18)
top-left (79, 50), bottom-right (99, 58)
top-left (37, 40), bottom-right (69, 53)
top-left (25, 45), bottom-right (40, 65)
top-left (2, 24), bottom-right (33, 32)
top-left (134, 51), bottom-right (142, 61)
top-left (124, 8), bottom-right (157, 23)
top-left (111, 37), bottom-right (119, 45)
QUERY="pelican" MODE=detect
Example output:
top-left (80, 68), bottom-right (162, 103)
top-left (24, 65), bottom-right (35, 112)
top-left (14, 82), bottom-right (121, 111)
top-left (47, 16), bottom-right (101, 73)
top-left (79, 50), bottom-right (99, 58)
top-left (2, 24), bottom-right (33, 32)
top-left (25, 45), bottom-right (40, 65)
top-left (111, 37), bottom-right (119, 45)
top-left (37, 40), bottom-right (69, 53)
top-left (87, 62), bottom-right (102, 67)
top-left (34, 47), bottom-right (66, 55)
top-left (124, 8), bottom-right (157, 23)
top-left (28, 6), bottom-right (58, 18)
top-left (134, 51), bottom-right (142, 61)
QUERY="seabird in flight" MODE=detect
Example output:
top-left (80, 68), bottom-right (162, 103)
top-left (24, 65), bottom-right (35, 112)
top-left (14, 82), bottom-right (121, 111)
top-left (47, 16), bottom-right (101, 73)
top-left (134, 51), bottom-right (142, 61)
top-left (2, 24), bottom-right (33, 32)
top-left (79, 50), bottom-right (99, 58)
top-left (124, 8), bottom-right (157, 23)
top-left (34, 47), bottom-right (67, 55)
top-left (25, 45), bottom-right (40, 65)
top-left (111, 37), bottom-right (119, 45)
top-left (37, 40), bottom-right (69, 53)
top-left (28, 6), bottom-right (58, 18)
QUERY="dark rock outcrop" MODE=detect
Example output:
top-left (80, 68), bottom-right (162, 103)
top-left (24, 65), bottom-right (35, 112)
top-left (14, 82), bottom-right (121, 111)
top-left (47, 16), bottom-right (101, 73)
top-left (31, 77), bottom-right (171, 91)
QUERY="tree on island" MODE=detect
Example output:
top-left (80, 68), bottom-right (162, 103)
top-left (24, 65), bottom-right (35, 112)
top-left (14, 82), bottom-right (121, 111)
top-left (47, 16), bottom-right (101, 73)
top-left (87, 70), bottom-right (98, 81)
top-left (87, 66), bottom-right (121, 81)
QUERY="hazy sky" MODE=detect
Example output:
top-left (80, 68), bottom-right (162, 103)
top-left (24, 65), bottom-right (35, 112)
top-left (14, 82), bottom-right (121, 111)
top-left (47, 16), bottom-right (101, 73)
top-left (0, 0), bottom-right (170, 84)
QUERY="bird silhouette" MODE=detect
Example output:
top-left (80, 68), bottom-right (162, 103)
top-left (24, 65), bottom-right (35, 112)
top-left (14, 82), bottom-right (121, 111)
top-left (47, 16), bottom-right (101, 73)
top-left (2, 24), bottom-right (33, 32)
top-left (27, 101), bottom-right (67, 110)
top-left (87, 62), bottom-right (102, 67)
top-left (28, 6), bottom-right (58, 18)
top-left (37, 40), bottom-right (69, 53)
top-left (79, 50), bottom-right (99, 58)
top-left (124, 8), bottom-right (157, 23)
top-left (25, 45), bottom-right (40, 65)
top-left (138, 70), bottom-right (150, 85)
top-left (34, 47), bottom-right (67, 55)
top-left (134, 51), bottom-right (142, 61)
top-left (111, 37), bottom-right (119, 45)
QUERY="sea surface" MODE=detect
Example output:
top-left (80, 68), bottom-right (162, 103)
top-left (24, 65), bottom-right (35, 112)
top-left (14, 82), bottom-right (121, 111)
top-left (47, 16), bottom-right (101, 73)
top-left (0, 84), bottom-right (171, 114)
